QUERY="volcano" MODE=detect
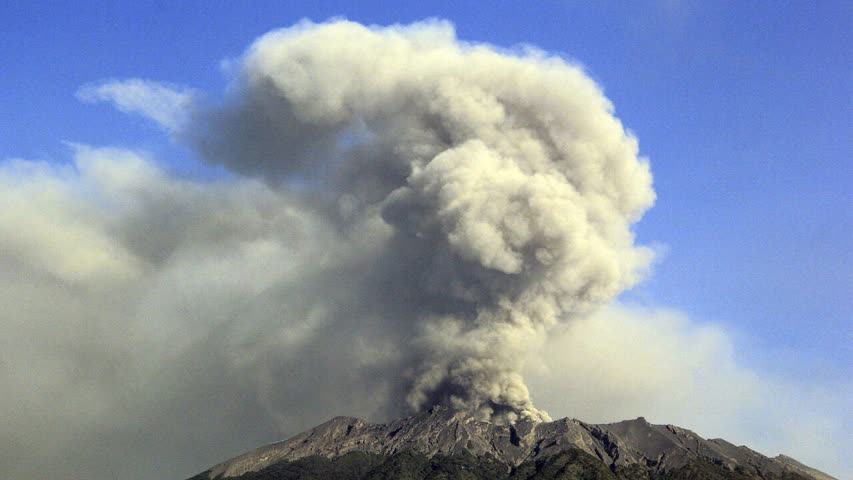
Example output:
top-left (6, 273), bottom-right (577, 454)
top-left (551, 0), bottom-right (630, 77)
top-left (188, 406), bottom-right (835, 480)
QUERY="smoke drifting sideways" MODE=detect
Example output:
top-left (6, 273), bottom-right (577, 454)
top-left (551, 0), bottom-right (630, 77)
top-left (4, 20), bottom-right (851, 480)
top-left (1, 19), bottom-right (657, 475)
top-left (190, 19), bottom-right (655, 423)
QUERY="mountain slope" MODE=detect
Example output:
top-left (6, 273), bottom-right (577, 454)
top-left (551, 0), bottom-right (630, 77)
top-left (189, 407), bottom-right (835, 480)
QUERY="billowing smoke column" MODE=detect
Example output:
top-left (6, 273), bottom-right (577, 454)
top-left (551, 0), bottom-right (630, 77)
top-left (195, 20), bottom-right (655, 424)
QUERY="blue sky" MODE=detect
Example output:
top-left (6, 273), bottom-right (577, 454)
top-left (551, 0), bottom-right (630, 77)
top-left (4, 0), bottom-right (848, 379)
top-left (1, 2), bottom-right (850, 479)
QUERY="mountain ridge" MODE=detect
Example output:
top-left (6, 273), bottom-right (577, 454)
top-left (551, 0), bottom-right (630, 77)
top-left (191, 406), bottom-right (836, 480)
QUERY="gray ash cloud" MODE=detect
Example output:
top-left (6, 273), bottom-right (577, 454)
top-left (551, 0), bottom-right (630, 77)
top-left (189, 19), bottom-right (655, 423)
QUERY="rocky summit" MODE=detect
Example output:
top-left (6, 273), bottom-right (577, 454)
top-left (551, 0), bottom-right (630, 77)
top-left (189, 406), bottom-right (836, 480)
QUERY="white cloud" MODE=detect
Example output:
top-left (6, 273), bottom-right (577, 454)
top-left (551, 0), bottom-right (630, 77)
top-left (76, 78), bottom-right (197, 132)
top-left (525, 304), bottom-right (850, 478)
top-left (0, 152), bottom-right (144, 284)
top-left (0, 146), bottom-right (399, 479)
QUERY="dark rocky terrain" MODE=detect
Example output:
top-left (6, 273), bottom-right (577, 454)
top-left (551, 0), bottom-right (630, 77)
top-left (188, 406), bottom-right (836, 480)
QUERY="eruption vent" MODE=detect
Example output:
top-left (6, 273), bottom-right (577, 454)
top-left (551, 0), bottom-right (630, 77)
top-left (195, 19), bottom-right (655, 424)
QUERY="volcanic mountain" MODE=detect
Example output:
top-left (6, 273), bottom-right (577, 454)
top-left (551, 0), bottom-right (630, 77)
top-left (188, 406), bottom-right (836, 480)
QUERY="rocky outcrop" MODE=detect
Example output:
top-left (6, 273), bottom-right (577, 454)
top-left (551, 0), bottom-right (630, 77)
top-left (193, 406), bottom-right (836, 480)
top-left (774, 454), bottom-right (839, 480)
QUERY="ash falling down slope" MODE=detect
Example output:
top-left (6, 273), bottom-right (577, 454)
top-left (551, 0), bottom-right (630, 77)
top-left (190, 19), bottom-right (654, 424)
top-left (189, 407), bottom-right (837, 480)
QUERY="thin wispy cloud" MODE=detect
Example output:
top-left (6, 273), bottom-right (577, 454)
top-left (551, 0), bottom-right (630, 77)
top-left (76, 79), bottom-right (197, 133)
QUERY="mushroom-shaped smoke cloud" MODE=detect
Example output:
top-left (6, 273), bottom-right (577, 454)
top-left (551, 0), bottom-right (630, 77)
top-left (194, 19), bottom-right (655, 424)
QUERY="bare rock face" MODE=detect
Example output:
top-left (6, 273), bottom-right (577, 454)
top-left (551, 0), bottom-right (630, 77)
top-left (195, 406), bottom-right (836, 480)
top-left (773, 454), bottom-right (840, 480)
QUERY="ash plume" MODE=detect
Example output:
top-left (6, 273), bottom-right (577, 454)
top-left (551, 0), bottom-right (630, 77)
top-left (3, 18), bottom-right (849, 480)
top-left (192, 19), bottom-right (655, 423)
